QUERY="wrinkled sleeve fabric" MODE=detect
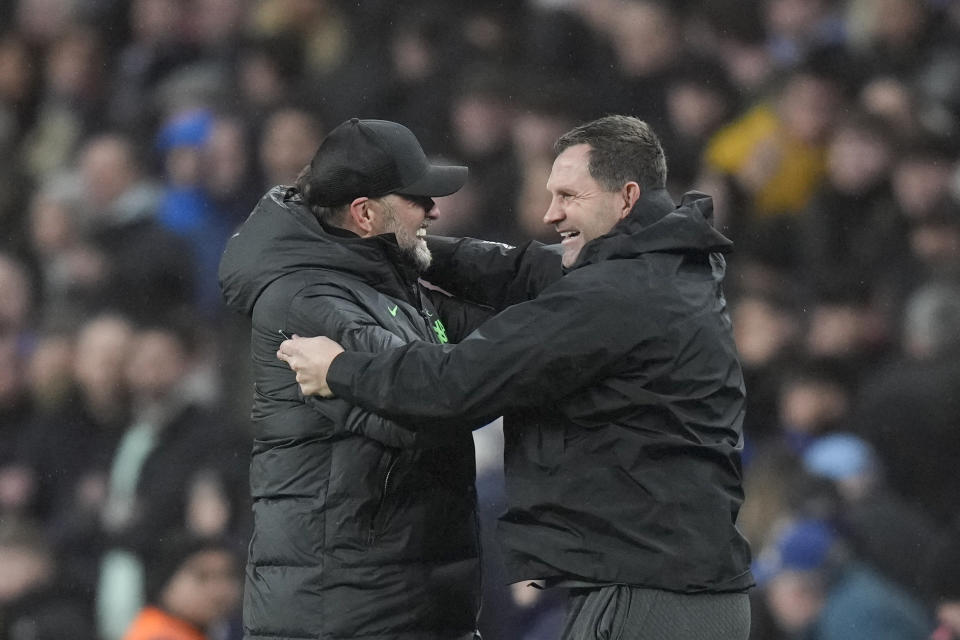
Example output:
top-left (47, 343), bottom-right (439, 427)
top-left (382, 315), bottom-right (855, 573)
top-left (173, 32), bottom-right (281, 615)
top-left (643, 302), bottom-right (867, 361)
top-left (287, 284), bottom-right (478, 444)
top-left (287, 284), bottom-right (408, 353)
top-left (424, 236), bottom-right (564, 309)
top-left (327, 271), bottom-right (640, 424)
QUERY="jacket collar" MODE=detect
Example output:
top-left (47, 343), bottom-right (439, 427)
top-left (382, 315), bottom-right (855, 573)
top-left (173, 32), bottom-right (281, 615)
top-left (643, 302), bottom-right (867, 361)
top-left (569, 189), bottom-right (733, 271)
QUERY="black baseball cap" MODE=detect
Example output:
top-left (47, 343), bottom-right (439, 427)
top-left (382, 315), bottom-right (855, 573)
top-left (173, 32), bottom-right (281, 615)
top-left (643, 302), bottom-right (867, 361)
top-left (299, 118), bottom-right (468, 207)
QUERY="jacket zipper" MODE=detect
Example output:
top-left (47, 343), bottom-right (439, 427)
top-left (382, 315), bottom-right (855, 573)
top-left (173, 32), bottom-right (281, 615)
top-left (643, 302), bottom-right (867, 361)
top-left (411, 283), bottom-right (440, 342)
top-left (368, 454), bottom-right (400, 544)
top-left (388, 265), bottom-right (437, 342)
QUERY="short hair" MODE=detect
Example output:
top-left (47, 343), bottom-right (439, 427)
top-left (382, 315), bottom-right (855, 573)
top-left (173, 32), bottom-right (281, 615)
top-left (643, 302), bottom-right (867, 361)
top-left (295, 165), bottom-right (348, 226)
top-left (554, 115), bottom-right (667, 191)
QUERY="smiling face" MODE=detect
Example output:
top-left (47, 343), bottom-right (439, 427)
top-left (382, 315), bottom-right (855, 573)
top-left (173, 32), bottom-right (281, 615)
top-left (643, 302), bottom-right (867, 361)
top-left (375, 194), bottom-right (438, 272)
top-left (544, 144), bottom-right (629, 267)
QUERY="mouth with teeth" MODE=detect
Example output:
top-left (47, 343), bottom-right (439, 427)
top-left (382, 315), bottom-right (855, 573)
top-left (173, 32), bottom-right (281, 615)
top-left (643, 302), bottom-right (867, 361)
top-left (416, 227), bottom-right (427, 238)
top-left (559, 230), bottom-right (581, 243)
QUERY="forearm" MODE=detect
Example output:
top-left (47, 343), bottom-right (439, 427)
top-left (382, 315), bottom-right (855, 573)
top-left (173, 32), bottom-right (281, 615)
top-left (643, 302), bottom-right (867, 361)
top-left (424, 236), bottom-right (563, 309)
top-left (305, 395), bottom-right (486, 447)
top-left (326, 280), bottom-right (631, 423)
top-left (327, 347), bottom-right (504, 424)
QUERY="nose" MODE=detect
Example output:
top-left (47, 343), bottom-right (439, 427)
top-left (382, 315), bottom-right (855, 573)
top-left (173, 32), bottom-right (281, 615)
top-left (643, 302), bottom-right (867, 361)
top-left (543, 196), bottom-right (563, 225)
top-left (425, 202), bottom-right (439, 221)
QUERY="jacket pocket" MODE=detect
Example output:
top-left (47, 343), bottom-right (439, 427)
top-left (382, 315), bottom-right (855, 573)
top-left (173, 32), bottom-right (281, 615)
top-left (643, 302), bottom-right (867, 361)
top-left (367, 449), bottom-right (401, 544)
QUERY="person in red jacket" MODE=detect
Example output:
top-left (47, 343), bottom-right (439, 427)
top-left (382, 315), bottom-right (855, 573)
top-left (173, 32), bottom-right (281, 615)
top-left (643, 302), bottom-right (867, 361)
top-left (122, 535), bottom-right (240, 640)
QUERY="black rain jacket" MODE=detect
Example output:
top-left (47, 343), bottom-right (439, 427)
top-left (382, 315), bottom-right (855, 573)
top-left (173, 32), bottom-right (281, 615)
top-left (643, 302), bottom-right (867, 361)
top-left (218, 187), bottom-right (484, 640)
top-left (327, 189), bottom-right (754, 594)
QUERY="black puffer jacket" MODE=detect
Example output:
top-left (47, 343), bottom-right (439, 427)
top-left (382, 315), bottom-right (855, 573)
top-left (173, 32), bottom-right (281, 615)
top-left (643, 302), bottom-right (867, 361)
top-left (328, 189), bottom-right (754, 594)
top-left (219, 187), bottom-right (483, 640)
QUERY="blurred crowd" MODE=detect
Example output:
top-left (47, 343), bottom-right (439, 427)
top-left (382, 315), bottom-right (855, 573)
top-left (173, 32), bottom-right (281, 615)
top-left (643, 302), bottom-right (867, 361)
top-left (1, 0), bottom-right (960, 638)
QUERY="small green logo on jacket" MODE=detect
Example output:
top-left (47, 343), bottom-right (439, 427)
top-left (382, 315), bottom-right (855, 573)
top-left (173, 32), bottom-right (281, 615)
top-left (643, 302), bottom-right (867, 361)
top-left (432, 319), bottom-right (448, 343)
top-left (388, 304), bottom-right (398, 317)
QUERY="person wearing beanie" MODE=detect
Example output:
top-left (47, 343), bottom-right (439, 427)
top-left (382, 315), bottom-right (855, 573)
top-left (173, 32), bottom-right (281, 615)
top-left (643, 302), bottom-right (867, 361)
top-left (122, 534), bottom-right (240, 640)
top-left (755, 518), bottom-right (934, 639)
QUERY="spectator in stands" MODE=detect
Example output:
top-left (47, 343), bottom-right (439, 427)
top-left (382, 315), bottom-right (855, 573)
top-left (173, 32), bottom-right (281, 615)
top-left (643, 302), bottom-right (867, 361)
top-left (662, 56), bottom-right (741, 193)
top-left (891, 133), bottom-right (960, 224)
top-left (22, 25), bottom-right (105, 180)
top-left (203, 114), bottom-right (260, 228)
top-left (76, 133), bottom-right (197, 322)
top-left (256, 106), bottom-right (323, 191)
top-left (906, 197), bottom-right (960, 286)
top-left (509, 84), bottom-right (580, 244)
top-left (0, 252), bottom-right (35, 516)
top-left (15, 314), bottom-right (134, 600)
top-left (854, 282), bottom-right (960, 526)
top-left (96, 320), bottom-right (249, 640)
top-left (802, 433), bottom-right (940, 597)
top-left (730, 289), bottom-right (803, 444)
top-left (755, 518), bottom-right (934, 639)
top-left (703, 54), bottom-right (846, 264)
top-left (0, 519), bottom-right (93, 640)
top-left (763, 0), bottom-right (846, 68)
top-left (26, 174), bottom-right (107, 323)
top-left (800, 111), bottom-right (907, 306)
top-left (123, 533), bottom-right (241, 640)
top-left (108, 0), bottom-right (197, 132)
top-left (442, 70), bottom-right (522, 243)
top-left (155, 108), bottom-right (235, 316)
top-left (775, 359), bottom-right (853, 455)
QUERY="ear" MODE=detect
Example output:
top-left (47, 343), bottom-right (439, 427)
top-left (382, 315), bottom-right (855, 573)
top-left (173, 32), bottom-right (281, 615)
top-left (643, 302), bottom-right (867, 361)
top-left (619, 182), bottom-right (641, 219)
top-left (346, 197), bottom-right (375, 236)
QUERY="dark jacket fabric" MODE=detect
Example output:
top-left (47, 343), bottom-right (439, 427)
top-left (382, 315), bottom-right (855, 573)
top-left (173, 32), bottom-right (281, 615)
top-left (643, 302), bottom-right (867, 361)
top-left (328, 189), bottom-right (754, 593)
top-left (218, 187), bottom-right (482, 640)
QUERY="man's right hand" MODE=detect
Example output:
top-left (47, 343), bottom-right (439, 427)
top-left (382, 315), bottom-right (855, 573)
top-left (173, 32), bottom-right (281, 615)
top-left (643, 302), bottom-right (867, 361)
top-left (277, 335), bottom-right (345, 397)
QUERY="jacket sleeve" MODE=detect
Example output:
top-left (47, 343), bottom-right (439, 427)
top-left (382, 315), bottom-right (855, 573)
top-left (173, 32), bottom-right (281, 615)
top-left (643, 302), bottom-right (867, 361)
top-left (287, 284), bottom-right (487, 441)
top-left (303, 396), bottom-right (467, 448)
top-left (287, 284), bottom-right (408, 353)
top-left (327, 272), bottom-right (641, 424)
top-left (423, 236), bottom-right (564, 310)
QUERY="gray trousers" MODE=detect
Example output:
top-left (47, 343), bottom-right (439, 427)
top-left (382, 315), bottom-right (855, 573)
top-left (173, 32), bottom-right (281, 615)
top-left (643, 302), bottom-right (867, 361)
top-left (559, 585), bottom-right (751, 640)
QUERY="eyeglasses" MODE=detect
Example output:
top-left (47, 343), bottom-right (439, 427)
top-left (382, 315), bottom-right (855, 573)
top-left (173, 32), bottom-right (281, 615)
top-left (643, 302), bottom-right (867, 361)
top-left (397, 194), bottom-right (435, 212)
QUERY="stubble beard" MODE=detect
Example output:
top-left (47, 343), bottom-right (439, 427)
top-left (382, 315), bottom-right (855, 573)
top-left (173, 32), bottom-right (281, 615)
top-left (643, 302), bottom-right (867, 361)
top-left (382, 202), bottom-right (432, 273)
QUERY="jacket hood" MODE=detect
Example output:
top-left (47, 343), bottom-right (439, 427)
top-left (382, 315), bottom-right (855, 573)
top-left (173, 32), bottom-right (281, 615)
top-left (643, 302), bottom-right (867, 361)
top-left (572, 189), bottom-right (732, 269)
top-left (218, 186), bottom-right (413, 315)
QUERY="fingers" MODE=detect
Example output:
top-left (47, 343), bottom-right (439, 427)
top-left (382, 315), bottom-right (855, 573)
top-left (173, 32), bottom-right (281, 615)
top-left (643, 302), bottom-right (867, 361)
top-left (277, 338), bottom-right (299, 364)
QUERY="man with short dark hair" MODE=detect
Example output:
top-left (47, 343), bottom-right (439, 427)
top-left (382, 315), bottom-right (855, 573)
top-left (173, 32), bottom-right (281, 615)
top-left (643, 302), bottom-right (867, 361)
top-left (219, 118), bottom-right (488, 640)
top-left (278, 115), bottom-right (754, 639)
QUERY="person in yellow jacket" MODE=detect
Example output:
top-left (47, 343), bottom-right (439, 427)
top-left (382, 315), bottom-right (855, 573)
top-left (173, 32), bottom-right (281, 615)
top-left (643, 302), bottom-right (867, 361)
top-left (704, 62), bottom-right (844, 218)
top-left (122, 535), bottom-right (240, 640)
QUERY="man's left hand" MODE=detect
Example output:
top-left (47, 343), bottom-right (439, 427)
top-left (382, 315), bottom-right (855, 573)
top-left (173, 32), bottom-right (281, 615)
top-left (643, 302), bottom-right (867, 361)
top-left (277, 335), bottom-right (345, 397)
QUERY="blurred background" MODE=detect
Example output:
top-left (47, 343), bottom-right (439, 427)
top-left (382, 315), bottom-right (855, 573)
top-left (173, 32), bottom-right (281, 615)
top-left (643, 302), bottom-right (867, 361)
top-left (1, 0), bottom-right (960, 638)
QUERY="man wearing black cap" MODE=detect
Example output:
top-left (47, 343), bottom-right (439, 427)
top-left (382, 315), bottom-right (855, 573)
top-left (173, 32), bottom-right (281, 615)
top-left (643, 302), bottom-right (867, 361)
top-left (218, 118), bottom-right (489, 640)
